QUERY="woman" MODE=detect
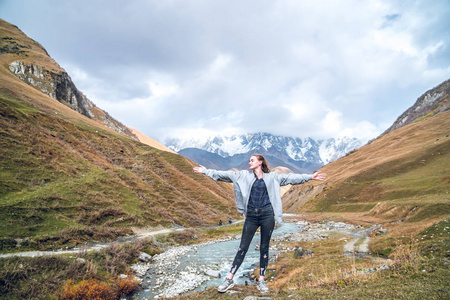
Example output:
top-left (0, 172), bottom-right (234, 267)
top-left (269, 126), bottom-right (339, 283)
top-left (193, 154), bottom-right (326, 293)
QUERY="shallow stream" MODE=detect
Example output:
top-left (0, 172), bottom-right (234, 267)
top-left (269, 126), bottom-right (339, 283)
top-left (132, 221), bottom-right (302, 299)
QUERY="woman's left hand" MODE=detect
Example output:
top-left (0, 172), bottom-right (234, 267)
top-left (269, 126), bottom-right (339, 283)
top-left (193, 166), bottom-right (205, 173)
top-left (312, 171), bottom-right (327, 181)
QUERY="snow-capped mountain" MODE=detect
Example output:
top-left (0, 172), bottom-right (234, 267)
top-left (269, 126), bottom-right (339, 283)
top-left (165, 133), bottom-right (362, 173)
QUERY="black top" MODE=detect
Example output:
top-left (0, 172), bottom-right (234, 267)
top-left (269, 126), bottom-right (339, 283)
top-left (248, 175), bottom-right (271, 209)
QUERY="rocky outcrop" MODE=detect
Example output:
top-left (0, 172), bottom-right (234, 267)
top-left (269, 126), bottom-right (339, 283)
top-left (379, 79), bottom-right (450, 137)
top-left (9, 61), bottom-right (93, 116)
top-left (8, 60), bottom-right (137, 139)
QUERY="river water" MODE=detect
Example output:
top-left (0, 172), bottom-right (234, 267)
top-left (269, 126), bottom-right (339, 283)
top-left (132, 221), bottom-right (302, 299)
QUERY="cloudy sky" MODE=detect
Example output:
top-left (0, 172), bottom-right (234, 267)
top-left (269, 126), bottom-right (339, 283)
top-left (1, 0), bottom-right (449, 143)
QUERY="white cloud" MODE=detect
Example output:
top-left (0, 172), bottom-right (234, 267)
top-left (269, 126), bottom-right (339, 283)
top-left (339, 121), bottom-right (381, 142)
top-left (148, 81), bottom-right (179, 98)
top-left (1, 0), bottom-right (449, 144)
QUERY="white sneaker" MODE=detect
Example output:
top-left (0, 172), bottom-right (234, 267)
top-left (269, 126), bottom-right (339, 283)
top-left (257, 279), bottom-right (269, 293)
top-left (217, 278), bottom-right (234, 293)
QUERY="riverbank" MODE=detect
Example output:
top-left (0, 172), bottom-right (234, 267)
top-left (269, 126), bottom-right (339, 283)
top-left (0, 221), bottom-right (244, 299)
top-left (130, 218), bottom-right (384, 299)
top-left (168, 216), bottom-right (449, 300)
top-left (1, 216), bottom-right (448, 300)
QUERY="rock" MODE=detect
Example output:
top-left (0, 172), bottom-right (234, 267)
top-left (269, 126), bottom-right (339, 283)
top-left (226, 290), bottom-right (241, 295)
top-left (139, 252), bottom-right (153, 262)
top-left (376, 228), bottom-right (389, 235)
top-left (294, 247), bottom-right (313, 258)
top-left (293, 247), bottom-right (304, 258)
top-left (204, 269), bottom-right (221, 278)
top-left (305, 249), bottom-right (314, 255)
top-left (76, 258), bottom-right (85, 263)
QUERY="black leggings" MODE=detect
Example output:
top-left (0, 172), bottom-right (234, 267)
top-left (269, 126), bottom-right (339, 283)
top-left (230, 204), bottom-right (275, 277)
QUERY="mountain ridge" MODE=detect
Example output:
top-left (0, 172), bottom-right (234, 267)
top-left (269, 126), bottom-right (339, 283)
top-left (1, 18), bottom-right (137, 140)
top-left (379, 78), bottom-right (450, 138)
top-left (168, 133), bottom-right (362, 173)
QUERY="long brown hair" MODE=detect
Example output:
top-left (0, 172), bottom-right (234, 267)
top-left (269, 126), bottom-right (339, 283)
top-left (252, 154), bottom-right (270, 173)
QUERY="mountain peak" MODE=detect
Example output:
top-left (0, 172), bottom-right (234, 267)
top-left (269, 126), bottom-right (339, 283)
top-left (168, 133), bottom-right (362, 173)
top-left (380, 78), bottom-right (450, 138)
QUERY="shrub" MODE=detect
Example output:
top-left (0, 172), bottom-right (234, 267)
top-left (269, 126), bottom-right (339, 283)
top-left (60, 276), bottom-right (139, 300)
top-left (116, 275), bottom-right (140, 296)
top-left (170, 229), bottom-right (197, 244)
top-left (60, 279), bottom-right (115, 300)
top-left (0, 238), bottom-right (17, 251)
top-left (373, 247), bottom-right (393, 257)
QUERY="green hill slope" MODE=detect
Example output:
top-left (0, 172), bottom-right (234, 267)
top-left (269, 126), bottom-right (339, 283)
top-left (0, 19), bottom-right (237, 252)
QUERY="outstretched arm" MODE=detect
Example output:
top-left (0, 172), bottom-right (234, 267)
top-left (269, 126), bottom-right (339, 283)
top-left (276, 170), bottom-right (327, 186)
top-left (193, 165), bottom-right (238, 183)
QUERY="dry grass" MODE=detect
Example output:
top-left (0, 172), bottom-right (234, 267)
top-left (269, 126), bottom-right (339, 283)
top-left (0, 237), bottom-right (161, 299)
top-left (60, 275), bottom-right (140, 300)
top-left (283, 109), bottom-right (450, 260)
top-left (0, 93), bottom-right (238, 251)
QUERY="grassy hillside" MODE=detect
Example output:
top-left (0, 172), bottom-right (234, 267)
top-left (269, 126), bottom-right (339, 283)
top-left (284, 108), bottom-right (450, 251)
top-left (0, 20), bottom-right (238, 253)
top-left (0, 18), bottom-right (136, 138)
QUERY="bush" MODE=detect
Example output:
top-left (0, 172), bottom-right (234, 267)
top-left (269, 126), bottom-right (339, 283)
top-left (0, 238), bottom-right (17, 251)
top-left (61, 279), bottom-right (115, 300)
top-left (60, 276), bottom-right (139, 300)
top-left (170, 229), bottom-right (197, 244)
top-left (116, 275), bottom-right (140, 296)
top-left (373, 247), bottom-right (393, 257)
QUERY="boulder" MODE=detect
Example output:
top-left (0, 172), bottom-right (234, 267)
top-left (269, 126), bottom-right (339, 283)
top-left (293, 247), bottom-right (304, 258)
top-left (139, 252), bottom-right (152, 262)
top-left (294, 247), bottom-right (314, 258)
top-left (204, 269), bottom-right (221, 278)
top-left (376, 228), bottom-right (389, 235)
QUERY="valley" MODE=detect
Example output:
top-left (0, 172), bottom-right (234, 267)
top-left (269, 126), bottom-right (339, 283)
top-left (0, 17), bottom-right (449, 300)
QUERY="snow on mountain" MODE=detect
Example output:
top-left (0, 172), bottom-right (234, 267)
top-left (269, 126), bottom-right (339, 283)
top-left (319, 137), bottom-right (362, 164)
top-left (166, 133), bottom-right (362, 167)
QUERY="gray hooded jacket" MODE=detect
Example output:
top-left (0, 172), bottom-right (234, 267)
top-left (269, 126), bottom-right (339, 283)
top-left (202, 168), bottom-right (312, 223)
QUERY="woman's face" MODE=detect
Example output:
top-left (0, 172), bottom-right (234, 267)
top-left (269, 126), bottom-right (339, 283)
top-left (249, 156), bottom-right (262, 170)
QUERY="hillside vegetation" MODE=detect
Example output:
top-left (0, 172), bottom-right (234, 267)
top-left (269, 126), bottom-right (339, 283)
top-left (284, 103), bottom-right (450, 252)
top-left (180, 85), bottom-right (450, 299)
top-left (0, 19), bottom-right (238, 252)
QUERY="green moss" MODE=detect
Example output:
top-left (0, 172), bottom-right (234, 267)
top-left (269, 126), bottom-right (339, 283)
top-left (372, 247), bottom-right (393, 257)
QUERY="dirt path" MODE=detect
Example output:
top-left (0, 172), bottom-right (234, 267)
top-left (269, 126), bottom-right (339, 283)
top-left (0, 220), bottom-right (244, 258)
top-left (343, 236), bottom-right (370, 253)
top-left (343, 225), bottom-right (377, 254)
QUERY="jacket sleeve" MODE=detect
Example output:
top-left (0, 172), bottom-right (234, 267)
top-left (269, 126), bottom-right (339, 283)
top-left (275, 173), bottom-right (313, 186)
top-left (202, 168), bottom-right (239, 183)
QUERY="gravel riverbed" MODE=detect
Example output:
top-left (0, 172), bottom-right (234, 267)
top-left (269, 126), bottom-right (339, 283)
top-left (131, 236), bottom-right (241, 299)
top-left (130, 220), bottom-right (371, 299)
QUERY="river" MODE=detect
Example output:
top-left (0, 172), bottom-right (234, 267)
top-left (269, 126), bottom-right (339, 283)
top-left (132, 221), bottom-right (302, 299)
